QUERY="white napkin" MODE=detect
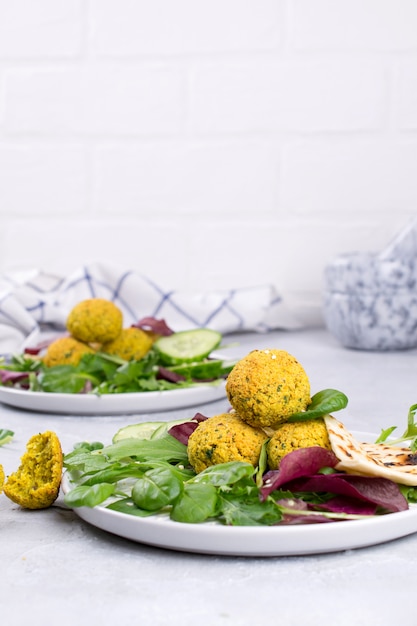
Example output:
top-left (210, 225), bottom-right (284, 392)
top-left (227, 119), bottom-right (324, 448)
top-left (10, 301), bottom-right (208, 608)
top-left (0, 261), bottom-right (303, 356)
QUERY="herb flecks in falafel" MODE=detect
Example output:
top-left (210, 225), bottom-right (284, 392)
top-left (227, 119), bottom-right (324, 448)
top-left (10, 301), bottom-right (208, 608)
top-left (66, 298), bottom-right (123, 344)
top-left (4, 431), bottom-right (63, 509)
top-left (102, 327), bottom-right (153, 361)
top-left (267, 418), bottom-right (331, 469)
top-left (187, 413), bottom-right (268, 473)
top-left (43, 336), bottom-right (95, 367)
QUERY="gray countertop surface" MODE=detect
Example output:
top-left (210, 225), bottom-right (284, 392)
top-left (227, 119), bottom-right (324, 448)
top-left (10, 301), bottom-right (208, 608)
top-left (1, 328), bottom-right (416, 626)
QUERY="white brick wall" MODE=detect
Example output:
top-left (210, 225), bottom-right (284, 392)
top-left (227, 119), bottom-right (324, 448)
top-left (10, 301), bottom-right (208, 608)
top-left (0, 1), bottom-right (83, 58)
top-left (94, 138), bottom-right (279, 215)
top-left (188, 59), bottom-right (386, 133)
top-left (0, 0), bottom-right (416, 326)
top-left (90, 0), bottom-right (285, 56)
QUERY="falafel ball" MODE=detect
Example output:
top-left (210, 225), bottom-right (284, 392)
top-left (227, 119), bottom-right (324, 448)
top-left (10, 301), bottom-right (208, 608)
top-left (225, 349), bottom-right (311, 429)
top-left (66, 298), bottom-right (123, 344)
top-left (187, 413), bottom-right (268, 474)
top-left (102, 327), bottom-right (153, 361)
top-left (43, 336), bottom-right (95, 367)
top-left (4, 431), bottom-right (63, 509)
top-left (267, 418), bottom-right (331, 469)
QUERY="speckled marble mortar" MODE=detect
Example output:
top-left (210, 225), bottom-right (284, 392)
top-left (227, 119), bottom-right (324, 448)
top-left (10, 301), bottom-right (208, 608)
top-left (323, 218), bottom-right (417, 351)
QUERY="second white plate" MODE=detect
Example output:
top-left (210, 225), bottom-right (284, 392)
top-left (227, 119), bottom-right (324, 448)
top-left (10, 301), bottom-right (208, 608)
top-left (0, 381), bottom-right (227, 415)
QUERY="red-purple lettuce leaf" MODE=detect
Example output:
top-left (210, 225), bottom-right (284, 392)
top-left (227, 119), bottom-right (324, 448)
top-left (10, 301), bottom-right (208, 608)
top-left (132, 317), bottom-right (174, 336)
top-left (260, 446), bottom-right (408, 514)
top-left (261, 447), bottom-right (339, 498)
top-left (24, 336), bottom-right (65, 355)
top-left (286, 474), bottom-right (407, 513)
top-left (314, 496), bottom-right (377, 516)
top-left (275, 498), bottom-right (333, 524)
top-left (157, 367), bottom-right (186, 383)
top-left (0, 370), bottom-right (31, 385)
top-left (168, 413), bottom-right (209, 445)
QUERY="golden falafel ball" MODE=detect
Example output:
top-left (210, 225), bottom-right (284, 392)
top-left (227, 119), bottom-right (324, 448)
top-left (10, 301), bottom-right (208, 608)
top-left (4, 431), bottom-right (63, 509)
top-left (0, 464), bottom-right (4, 493)
top-left (101, 327), bottom-right (153, 361)
top-left (43, 336), bottom-right (95, 367)
top-left (187, 413), bottom-right (268, 474)
top-left (225, 349), bottom-right (311, 429)
top-left (267, 418), bottom-right (331, 470)
top-left (66, 298), bottom-right (123, 344)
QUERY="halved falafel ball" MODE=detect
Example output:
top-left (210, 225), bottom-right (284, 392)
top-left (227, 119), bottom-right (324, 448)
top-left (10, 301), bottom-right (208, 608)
top-left (0, 464), bottom-right (4, 493)
top-left (266, 418), bottom-right (331, 469)
top-left (66, 298), bottom-right (123, 344)
top-left (102, 327), bottom-right (153, 361)
top-left (43, 336), bottom-right (95, 367)
top-left (187, 413), bottom-right (268, 473)
top-left (4, 431), bottom-right (63, 509)
top-left (225, 349), bottom-right (311, 429)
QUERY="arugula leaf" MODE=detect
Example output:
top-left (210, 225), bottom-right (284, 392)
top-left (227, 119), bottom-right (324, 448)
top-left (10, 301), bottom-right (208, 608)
top-left (399, 484), bottom-right (417, 504)
top-left (288, 389), bottom-right (348, 422)
top-left (376, 403), bottom-right (417, 450)
top-left (255, 439), bottom-right (269, 488)
top-left (79, 463), bottom-right (145, 486)
top-left (40, 365), bottom-right (100, 393)
top-left (218, 487), bottom-right (282, 526)
top-left (63, 447), bottom-right (109, 473)
top-left (90, 433), bottom-right (189, 464)
top-left (0, 429), bottom-right (14, 446)
top-left (2, 354), bottom-right (43, 372)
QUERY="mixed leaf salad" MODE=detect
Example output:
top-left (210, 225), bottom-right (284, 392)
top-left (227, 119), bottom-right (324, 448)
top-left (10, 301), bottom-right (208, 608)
top-left (63, 394), bottom-right (417, 527)
top-left (0, 324), bottom-right (234, 395)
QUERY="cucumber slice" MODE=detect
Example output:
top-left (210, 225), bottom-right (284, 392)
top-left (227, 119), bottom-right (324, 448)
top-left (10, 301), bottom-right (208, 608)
top-left (150, 418), bottom-right (193, 440)
top-left (154, 329), bottom-right (222, 365)
top-left (168, 359), bottom-right (230, 380)
top-left (112, 421), bottom-right (166, 443)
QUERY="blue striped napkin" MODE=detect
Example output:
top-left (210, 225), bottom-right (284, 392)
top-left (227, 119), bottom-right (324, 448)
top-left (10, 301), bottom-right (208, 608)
top-left (0, 262), bottom-right (299, 356)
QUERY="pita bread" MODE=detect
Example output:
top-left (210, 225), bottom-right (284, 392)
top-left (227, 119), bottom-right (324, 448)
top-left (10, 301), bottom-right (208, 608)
top-left (324, 415), bottom-right (417, 487)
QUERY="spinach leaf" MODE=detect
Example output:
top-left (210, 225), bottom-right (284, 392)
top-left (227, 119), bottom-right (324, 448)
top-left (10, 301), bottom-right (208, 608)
top-left (288, 389), bottom-right (348, 422)
top-left (64, 482), bottom-right (115, 507)
top-left (170, 483), bottom-right (218, 523)
top-left (132, 466), bottom-right (183, 511)
top-left (190, 461), bottom-right (255, 487)
top-left (106, 497), bottom-right (155, 517)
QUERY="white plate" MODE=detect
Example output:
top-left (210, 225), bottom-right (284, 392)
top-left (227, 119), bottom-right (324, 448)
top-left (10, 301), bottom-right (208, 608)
top-left (0, 381), bottom-right (226, 415)
top-left (61, 430), bottom-right (417, 556)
